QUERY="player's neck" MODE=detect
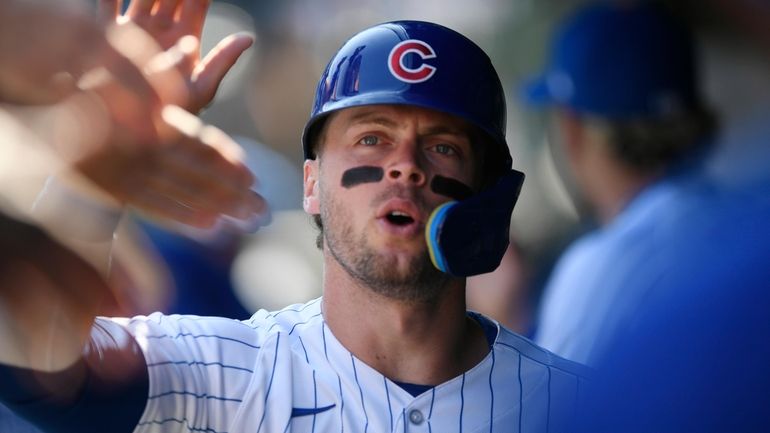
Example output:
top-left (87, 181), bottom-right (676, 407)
top-left (588, 167), bottom-right (661, 225)
top-left (321, 263), bottom-right (489, 386)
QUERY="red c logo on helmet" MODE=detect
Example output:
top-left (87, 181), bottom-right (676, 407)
top-left (388, 39), bottom-right (437, 84)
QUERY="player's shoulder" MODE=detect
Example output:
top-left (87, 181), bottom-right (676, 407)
top-left (103, 298), bottom-right (324, 349)
top-left (242, 297), bottom-right (324, 337)
top-left (487, 315), bottom-right (592, 379)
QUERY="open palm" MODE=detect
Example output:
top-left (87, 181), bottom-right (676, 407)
top-left (99, 0), bottom-right (253, 113)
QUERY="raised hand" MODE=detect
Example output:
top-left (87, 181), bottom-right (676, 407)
top-left (0, 0), bottom-right (265, 231)
top-left (52, 2), bottom-right (263, 229)
top-left (73, 105), bottom-right (267, 229)
top-left (99, 0), bottom-right (254, 113)
top-left (0, 0), bottom-right (154, 107)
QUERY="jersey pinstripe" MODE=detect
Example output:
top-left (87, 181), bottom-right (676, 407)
top-left (105, 297), bottom-right (588, 433)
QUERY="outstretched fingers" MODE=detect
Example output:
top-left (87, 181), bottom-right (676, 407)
top-left (125, 0), bottom-right (155, 19)
top-left (156, 106), bottom-right (267, 224)
top-left (179, 0), bottom-right (212, 37)
top-left (191, 33), bottom-right (254, 112)
top-left (153, 0), bottom-right (182, 23)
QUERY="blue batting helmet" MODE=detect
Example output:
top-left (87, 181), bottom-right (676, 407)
top-left (302, 20), bottom-right (512, 179)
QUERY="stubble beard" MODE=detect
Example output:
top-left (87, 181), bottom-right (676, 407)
top-left (320, 186), bottom-right (452, 304)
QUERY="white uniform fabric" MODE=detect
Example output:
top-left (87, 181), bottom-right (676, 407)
top-left (109, 297), bottom-right (588, 433)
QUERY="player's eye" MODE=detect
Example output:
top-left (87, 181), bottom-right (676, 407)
top-left (432, 143), bottom-right (457, 156)
top-left (359, 135), bottom-right (379, 146)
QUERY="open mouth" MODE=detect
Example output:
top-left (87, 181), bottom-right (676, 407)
top-left (386, 211), bottom-right (415, 226)
top-left (376, 199), bottom-right (423, 236)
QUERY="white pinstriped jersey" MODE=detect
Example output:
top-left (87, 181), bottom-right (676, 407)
top-left (106, 297), bottom-right (588, 433)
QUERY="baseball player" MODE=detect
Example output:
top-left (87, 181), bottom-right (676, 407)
top-left (0, 16), bottom-right (589, 433)
top-left (521, 2), bottom-right (770, 431)
top-left (523, 2), bottom-right (718, 366)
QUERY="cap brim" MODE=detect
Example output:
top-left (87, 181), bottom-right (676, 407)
top-left (520, 75), bottom-right (554, 107)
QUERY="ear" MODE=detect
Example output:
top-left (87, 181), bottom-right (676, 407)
top-left (303, 159), bottom-right (320, 214)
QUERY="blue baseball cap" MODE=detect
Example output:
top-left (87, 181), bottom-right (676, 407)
top-left (523, 1), bottom-right (701, 119)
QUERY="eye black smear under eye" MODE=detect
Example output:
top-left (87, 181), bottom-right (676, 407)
top-left (431, 176), bottom-right (474, 201)
top-left (341, 166), bottom-right (384, 188)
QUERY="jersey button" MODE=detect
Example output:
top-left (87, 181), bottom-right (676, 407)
top-left (408, 409), bottom-right (424, 425)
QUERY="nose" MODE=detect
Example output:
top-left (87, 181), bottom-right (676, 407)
top-left (386, 144), bottom-right (427, 187)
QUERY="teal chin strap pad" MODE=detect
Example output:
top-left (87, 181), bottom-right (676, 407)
top-left (426, 169), bottom-right (525, 277)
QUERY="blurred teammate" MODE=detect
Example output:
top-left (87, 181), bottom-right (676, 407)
top-left (523, 1), bottom-right (719, 364)
top-left (557, 1), bottom-right (770, 431)
top-left (0, 6), bottom-right (588, 433)
top-left (523, 0), bottom-right (770, 429)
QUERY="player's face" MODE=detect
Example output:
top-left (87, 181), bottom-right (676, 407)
top-left (304, 104), bottom-right (480, 302)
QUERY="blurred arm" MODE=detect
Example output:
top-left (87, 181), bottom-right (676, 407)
top-left (0, 215), bottom-right (109, 371)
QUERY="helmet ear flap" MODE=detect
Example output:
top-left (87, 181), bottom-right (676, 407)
top-left (427, 170), bottom-right (525, 277)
